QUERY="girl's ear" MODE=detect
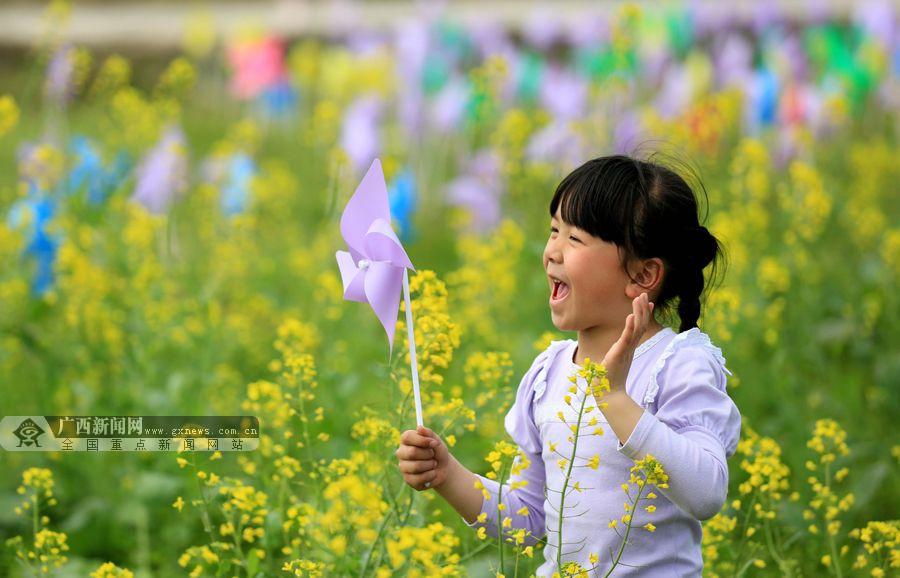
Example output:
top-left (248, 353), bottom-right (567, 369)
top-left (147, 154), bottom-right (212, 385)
top-left (626, 257), bottom-right (664, 298)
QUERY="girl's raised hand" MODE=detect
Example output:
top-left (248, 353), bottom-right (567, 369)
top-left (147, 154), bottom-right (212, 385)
top-left (601, 293), bottom-right (655, 393)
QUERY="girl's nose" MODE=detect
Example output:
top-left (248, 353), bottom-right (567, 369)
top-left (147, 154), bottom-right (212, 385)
top-left (544, 240), bottom-right (562, 264)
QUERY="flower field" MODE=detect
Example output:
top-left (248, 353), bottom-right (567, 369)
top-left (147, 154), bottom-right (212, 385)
top-left (0, 1), bottom-right (898, 576)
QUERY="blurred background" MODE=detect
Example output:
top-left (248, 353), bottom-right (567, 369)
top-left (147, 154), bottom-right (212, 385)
top-left (0, 1), bottom-right (898, 577)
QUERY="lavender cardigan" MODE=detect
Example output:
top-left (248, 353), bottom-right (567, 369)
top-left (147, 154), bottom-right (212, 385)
top-left (462, 327), bottom-right (742, 577)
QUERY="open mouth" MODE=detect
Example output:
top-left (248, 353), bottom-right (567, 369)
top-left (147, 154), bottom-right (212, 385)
top-left (550, 279), bottom-right (570, 304)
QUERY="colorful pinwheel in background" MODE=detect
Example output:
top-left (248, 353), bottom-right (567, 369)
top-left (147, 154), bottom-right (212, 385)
top-left (335, 159), bottom-right (425, 427)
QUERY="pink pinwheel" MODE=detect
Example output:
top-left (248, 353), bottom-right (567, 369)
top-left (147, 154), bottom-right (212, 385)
top-left (227, 36), bottom-right (287, 100)
top-left (335, 158), bottom-right (425, 426)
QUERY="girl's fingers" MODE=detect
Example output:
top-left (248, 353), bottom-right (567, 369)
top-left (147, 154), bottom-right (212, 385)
top-left (638, 294), bottom-right (649, 335)
top-left (399, 459), bottom-right (437, 475)
top-left (604, 317), bottom-right (628, 368)
top-left (610, 293), bottom-right (655, 364)
top-left (405, 470), bottom-right (437, 489)
top-left (401, 429), bottom-right (435, 449)
top-left (396, 445), bottom-right (435, 461)
top-left (638, 293), bottom-right (650, 332)
top-left (633, 297), bottom-right (642, 338)
top-left (614, 314), bottom-right (632, 353)
top-left (631, 297), bottom-right (643, 345)
top-left (604, 294), bottom-right (656, 371)
top-left (416, 426), bottom-right (441, 448)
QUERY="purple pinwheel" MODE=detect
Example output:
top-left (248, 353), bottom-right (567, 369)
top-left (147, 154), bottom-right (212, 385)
top-left (335, 158), bottom-right (426, 427)
top-left (446, 148), bottom-right (503, 234)
top-left (613, 110), bottom-right (645, 155)
top-left (395, 20), bottom-right (429, 135)
top-left (45, 44), bottom-right (75, 105)
top-left (132, 125), bottom-right (188, 214)
top-left (523, 9), bottom-right (562, 51)
top-left (335, 158), bottom-right (415, 358)
top-left (340, 95), bottom-right (383, 174)
top-left (538, 65), bottom-right (588, 122)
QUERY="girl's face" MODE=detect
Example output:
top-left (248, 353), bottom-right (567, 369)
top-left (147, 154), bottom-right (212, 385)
top-left (542, 208), bottom-right (633, 331)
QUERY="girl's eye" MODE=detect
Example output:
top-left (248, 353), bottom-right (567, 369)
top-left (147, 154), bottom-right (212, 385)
top-left (569, 236), bottom-right (581, 243)
top-left (550, 227), bottom-right (558, 234)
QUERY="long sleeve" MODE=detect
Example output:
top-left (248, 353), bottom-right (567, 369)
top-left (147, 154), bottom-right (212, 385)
top-left (459, 351), bottom-right (549, 546)
top-left (616, 343), bottom-right (741, 521)
top-left (460, 454), bottom-right (546, 546)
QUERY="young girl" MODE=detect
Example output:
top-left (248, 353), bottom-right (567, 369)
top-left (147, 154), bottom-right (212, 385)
top-left (396, 155), bottom-right (741, 576)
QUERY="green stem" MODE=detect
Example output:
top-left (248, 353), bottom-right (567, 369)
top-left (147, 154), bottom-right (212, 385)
top-left (763, 515), bottom-right (792, 577)
top-left (823, 462), bottom-right (843, 578)
top-left (31, 494), bottom-right (39, 537)
top-left (227, 509), bottom-right (250, 578)
top-left (604, 479), bottom-right (645, 577)
top-left (455, 540), bottom-right (493, 564)
top-left (365, 489), bottom-right (416, 576)
top-left (731, 491), bottom-right (760, 577)
top-left (356, 489), bottom-right (413, 576)
top-left (497, 461), bottom-right (510, 577)
top-left (556, 387), bottom-right (590, 575)
top-left (293, 381), bottom-right (314, 466)
top-left (13, 556), bottom-right (35, 578)
top-left (734, 556), bottom-right (758, 578)
top-left (136, 504), bottom-right (151, 578)
top-left (21, 493), bottom-right (40, 578)
top-left (358, 509), bottom-right (395, 578)
top-left (191, 461), bottom-right (216, 541)
top-left (277, 478), bottom-right (288, 545)
top-left (396, 490), bottom-right (416, 526)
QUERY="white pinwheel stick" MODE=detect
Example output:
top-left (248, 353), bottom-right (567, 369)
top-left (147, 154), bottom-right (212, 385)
top-left (402, 268), bottom-right (424, 427)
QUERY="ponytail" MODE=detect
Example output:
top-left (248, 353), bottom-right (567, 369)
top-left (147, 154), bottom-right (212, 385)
top-left (675, 226), bottom-right (720, 331)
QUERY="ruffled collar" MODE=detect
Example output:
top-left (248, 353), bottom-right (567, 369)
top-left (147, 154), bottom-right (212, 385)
top-left (567, 326), bottom-right (676, 368)
top-left (532, 327), bottom-right (676, 402)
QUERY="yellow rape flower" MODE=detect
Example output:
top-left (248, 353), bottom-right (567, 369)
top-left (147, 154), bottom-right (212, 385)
top-left (0, 94), bottom-right (19, 137)
top-left (91, 562), bottom-right (134, 578)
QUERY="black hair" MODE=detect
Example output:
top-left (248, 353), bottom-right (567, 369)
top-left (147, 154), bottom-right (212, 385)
top-left (549, 154), bottom-right (726, 333)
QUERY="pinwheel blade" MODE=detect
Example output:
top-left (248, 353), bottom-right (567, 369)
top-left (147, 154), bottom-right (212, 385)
top-left (339, 159), bottom-right (392, 259)
top-left (364, 260), bottom-right (404, 355)
top-left (335, 250), bottom-right (367, 302)
top-left (364, 218), bottom-right (415, 271)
